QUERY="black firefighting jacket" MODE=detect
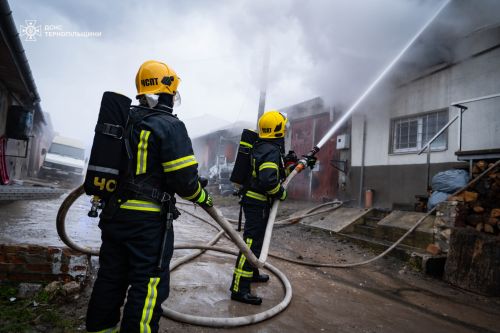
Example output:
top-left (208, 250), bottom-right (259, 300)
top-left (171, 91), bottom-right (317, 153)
top-left (244, 139), bottom-right (286, 205)
top-left (117, 105), bottom-right (205, 214)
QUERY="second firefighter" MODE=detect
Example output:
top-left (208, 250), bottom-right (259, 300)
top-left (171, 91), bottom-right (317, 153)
top-left (230, 110), bottom-right (292, 305)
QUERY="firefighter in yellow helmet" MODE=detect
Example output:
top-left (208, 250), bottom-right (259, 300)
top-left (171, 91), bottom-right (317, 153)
top-left (86, 60), bottom-right (212, 333)
top-left (229, 110), bottom-right (306, 305)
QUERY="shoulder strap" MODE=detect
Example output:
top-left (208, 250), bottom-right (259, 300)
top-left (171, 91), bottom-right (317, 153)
top-left (122, 107), bottom-right (162, 179)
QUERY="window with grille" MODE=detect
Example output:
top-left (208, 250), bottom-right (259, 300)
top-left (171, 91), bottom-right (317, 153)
top-left (390, 109), bottom-right (448, 154)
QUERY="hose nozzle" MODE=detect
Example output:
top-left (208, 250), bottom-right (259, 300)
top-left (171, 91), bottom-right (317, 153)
top-left (307, 146), bottom-right (320, 157)
top-left (296, 146), bottom-right (320, 173)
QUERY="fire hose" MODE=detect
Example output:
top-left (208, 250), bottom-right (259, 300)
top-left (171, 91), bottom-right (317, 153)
top-left (55, 169), bottom-right (340, 327)
top-left (56, 159), bottom-right (500, 327)
top-left (56, 186), bottom-right (292, 327)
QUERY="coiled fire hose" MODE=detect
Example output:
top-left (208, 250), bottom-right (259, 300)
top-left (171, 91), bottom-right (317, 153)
top-left (55, 181), bottom-right (340, 327)
top-left (56, 159), bottom-right (500, 327)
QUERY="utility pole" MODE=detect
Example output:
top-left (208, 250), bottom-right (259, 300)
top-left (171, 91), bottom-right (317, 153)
top-left (256, 45), bottom-right (270, 125)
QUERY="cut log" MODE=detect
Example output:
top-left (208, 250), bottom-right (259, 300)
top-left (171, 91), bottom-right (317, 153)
top-left (494, 175), bottom-right (500, 187)
top-left (463, 191), bottom-right (478, 203)
top-left (486, 217), bottom-right (498, 226)
top-left (484, 224), bottom-right (495, 234)
top-left (444, 228), bottom-right (500, 296)
top-left (474, 178), bottom-right (492, 196)
top-left (466, 214), bottom-right (483, 227)
top-left (449, 194), bottom-right (465, 202)
top-left (476, 223), bottom-right (484, 232)
top-left (476, 160), bottom-right (487, 171)
top-left (473, 206), bottom-right (485, 214)
top-left (490, 208), bottom-right (500, 218)
top-left (426, 243), bottom-right (441, 255)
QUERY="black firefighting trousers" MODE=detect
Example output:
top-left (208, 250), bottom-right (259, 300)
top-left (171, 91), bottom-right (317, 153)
top-left (230, 202), bottom-right (270, 293)
top-left (86, 211), bottom-right (174, 333)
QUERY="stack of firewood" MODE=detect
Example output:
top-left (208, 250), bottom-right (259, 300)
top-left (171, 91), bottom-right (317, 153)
top-left (450, 160), bottom-right (500, 235)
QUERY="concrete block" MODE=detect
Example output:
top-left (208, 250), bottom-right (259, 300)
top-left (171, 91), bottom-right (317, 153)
top-left (17, 283), bottom-right (42, 298)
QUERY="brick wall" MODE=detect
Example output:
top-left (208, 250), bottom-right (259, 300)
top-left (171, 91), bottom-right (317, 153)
top-left (0, 244), bottom-right (90, 284)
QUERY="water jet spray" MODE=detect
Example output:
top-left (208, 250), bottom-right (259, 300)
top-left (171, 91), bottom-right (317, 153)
top-left (258, 0), bottom-right (451, 264)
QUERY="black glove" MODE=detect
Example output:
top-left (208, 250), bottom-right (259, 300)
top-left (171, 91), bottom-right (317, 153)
top-left (284, 150), bottom-right (298, 175)
top-left (303, 155), bottom-right (317, 169)
top-left (199, 177), bottom-right (208, 188)
top-left (197, 188), bottom-right (213, 208)
top-left (284, 150), bottom-right (298, 165)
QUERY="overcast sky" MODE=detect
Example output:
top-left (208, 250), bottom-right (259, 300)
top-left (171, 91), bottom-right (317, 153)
top-left (11, 0), bottom-right (445, 146)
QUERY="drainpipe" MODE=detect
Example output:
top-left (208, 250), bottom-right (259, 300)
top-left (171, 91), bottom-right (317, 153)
top-left (358, 115), bottom-right (366, 207)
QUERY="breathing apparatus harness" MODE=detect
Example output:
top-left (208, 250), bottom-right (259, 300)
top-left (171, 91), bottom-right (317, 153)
top-left (101, 106), bottom-right (176, 215)
top-left (84, 92), bottom-right (179, 224)
top-left (92, 101), bottom-right (182, 270)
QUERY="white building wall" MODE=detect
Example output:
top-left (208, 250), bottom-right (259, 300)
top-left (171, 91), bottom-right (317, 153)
top-left (451, 47), bottom-right (500, 151)
top-left (352, 31), bottom-right (500, 167)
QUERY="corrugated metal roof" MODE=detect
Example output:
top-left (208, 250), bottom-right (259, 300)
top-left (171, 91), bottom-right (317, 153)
top-left (0, 0), bottom-right (45, 123)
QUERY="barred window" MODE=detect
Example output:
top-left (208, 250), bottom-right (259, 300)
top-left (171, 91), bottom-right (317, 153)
top-left (391, 109), bottom-right (448, 153)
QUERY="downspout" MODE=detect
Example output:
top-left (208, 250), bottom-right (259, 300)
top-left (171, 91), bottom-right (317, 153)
top-left (358, 115), bottom-right (366, 207)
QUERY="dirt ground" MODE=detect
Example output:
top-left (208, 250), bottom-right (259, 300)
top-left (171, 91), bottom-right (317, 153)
top-left (1, 193), bottom-right (500, 332)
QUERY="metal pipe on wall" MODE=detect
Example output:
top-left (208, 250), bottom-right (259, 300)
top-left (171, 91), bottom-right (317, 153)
top-left (358, 115), bottom-right (366, 207)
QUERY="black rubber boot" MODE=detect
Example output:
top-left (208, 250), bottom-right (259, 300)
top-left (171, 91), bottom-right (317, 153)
top-left (231, 291), bottom-right (262, 305)
top-left (252, 273), bottom-right (270, 283)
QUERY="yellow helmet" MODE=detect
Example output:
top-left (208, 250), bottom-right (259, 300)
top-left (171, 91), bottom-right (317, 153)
top-left (258, 110), bottom-right (288, 139)
top-left (135, 60), bottom-right (180, 96)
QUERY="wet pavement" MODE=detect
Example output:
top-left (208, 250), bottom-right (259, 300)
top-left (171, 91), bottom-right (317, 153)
top-left (0, 191), bottom-right (101, 248)
top-left (1, 194), bottom-right (500, 332)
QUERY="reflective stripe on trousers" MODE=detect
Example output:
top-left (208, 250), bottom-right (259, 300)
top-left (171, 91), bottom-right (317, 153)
top-left (232, 238), bottom-right (253, 292)
top-left (140, 277), bottom-right (161, 333)
top-left (86, 218), bottom-right (173, 333)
